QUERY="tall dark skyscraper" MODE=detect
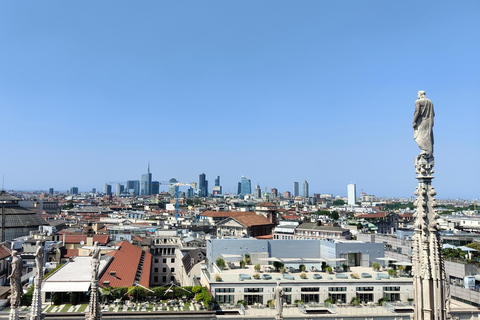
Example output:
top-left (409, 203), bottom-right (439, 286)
top-left (215, 176), bottom-right (220, 186)
top-left (151, 181), bottom-right (160, 195)
top-left (126, 180), bottom-right (140, 195)
top-left (237, 182), bottom-right (241, 195)
top-left (199, 173), bottom-right (208, 197)
top-left (70, 187), bottom-right (78, 195)
top-left (48, 188), bottom-right (54, 195)
top-left (240, 176), bottom-right (251, 197)
top-left (141, 163), bottom-right (152, 196)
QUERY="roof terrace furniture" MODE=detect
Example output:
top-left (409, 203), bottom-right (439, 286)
top-left (313, 274), bottom-right (322, 279)
top-left (376, 273), bottom-right (390, 280)
top-left (283, 274), bottom-right (295, 280)
top-left (238, 274), bottom-right (251, 281)
top-left (262, 274), bottom-right (272, 280)
top-left (335, 274), bottom-right (348, 279)
top-left (361, 273), bottom-right (372, 278)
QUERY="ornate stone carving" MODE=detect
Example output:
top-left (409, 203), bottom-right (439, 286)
top-left (412, 92), bottom-right (449, 320)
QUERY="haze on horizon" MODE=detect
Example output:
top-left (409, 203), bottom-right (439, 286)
top-left (0, 1), bottom-right (479, 199)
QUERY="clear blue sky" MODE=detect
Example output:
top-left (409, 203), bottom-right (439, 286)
top-left (1, 1), bottom-right (479, 199)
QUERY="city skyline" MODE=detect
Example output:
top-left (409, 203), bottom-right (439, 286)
top-left (1, 1), bottom-right (479, 199)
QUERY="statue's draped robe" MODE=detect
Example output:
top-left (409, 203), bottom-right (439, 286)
top-left (414, 98), bottom-right (434, 157)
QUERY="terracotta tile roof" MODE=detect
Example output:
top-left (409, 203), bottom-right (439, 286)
top-left (233, 212), bottom-right (273, 227)
top-left (357, 212), bottom-right (387, 219)
top-left (255, 235), bottom-right (273, 239)
top-left (256, 202), bottom-right (276, 207)
top-left (99, 241), bottom-right (151, 288)
top-left (200, 211), bottom-right (239, 218)
top-left (0, 244), bottom-right (11, 260)
top-left (63, 235), bottom-right (109, 245)
top-left (63, 249), bottom-right (79, 258)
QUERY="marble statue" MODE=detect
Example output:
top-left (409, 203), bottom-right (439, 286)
top-left (8, 251), bottom-right (23, 308)
top-left (413, 90), bottom-right (435, 159)
top-left (29, 242), bottom-right (45, 320)
top-left (274, 282), bottom-right (284, 320)
top-left (34, 241), bottom-right (44, 278)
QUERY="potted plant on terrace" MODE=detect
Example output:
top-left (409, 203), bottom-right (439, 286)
top-left (254, 264), bottom-right (261, 272)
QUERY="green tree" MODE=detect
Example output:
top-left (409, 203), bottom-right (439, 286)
top-left (216, 257), bottom-right (226, 270)
top-left (333, 199), bottom-right (345, 206)
top-left (330, 211), bottom-right (339, 220)
top-left (316, 210), bottom-right (330, 216)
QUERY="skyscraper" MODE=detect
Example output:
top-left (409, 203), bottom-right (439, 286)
top-left (293, 182), bottom-right (299, 197)
top-left (168, 178), bottom-right (178, 196)
top-left (187, 187), bottom-right (194, 198)
top-left (254, 185), bottom-right (262, 199)
top-left (116, 183), bottom-right (124, 196)
top-left (126, 180), bottom-right (140, 195)
top-left (151, 181), bottom-right (160, 195)
top-left (240, 176), bottom-right (251, 197)
top-left (237, 182), bottom-right (241, 195)
top-left (271, 188), bottom-right (278, 198)
top-left (199, 173), bottom-right (208, 197)
top-left (104, 183), bottom-right (112, 196)
top-left (347, 183), bottom-right (356, 205)
top-left (303, 180), bottom-right (309, 198)
top-left (215, 176), bottom-right (220, 186)
top-left (48, 188), bottom-right (54, 195)
top-left (70, 187), bottom-right (79, 195)
top-left (141, 163), bottom-right (152, 196)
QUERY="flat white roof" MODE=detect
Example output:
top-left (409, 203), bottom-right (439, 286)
top-left (42, 256), bottom-right (109, 292)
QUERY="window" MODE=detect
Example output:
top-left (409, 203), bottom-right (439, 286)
top-left (154, 268), bottom-right (158, 273)
top-left (383, 287), bottom-right (400, 291)
top-left (356, 287), bottom-right (374, 291)
top-left (154, 276), bottom-right (158, 282)
top-left (154, 258), bottom-right (159, 263)
top-left (171, 258), bottom-right (175, 263)
top-left (215, 288), bottom-right (235, 293)
top-left (216, 295), bottom-right (234, 304)
top-left (171, 268), bottom-right (175, 272)
top-left (163, 258), bottom-right (167, 263)
top-left (301, 287), bottom-right (320, 292)
top-left (162, 276), bottom-right (166, 282)
top-left (244, 288), bottom-right (263, 293)
top-left (328, 287), bottom-right (346, 292)
top-left (171, 276), bottom-right (175, 281)
top-left (163, 268), bottom-right (167, 273)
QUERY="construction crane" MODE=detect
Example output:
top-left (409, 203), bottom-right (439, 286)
top-left (157, 181), bottom-right (197, 222)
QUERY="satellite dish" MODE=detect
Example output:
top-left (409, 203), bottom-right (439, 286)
top-left (80, 241), bottom-right (85, 245)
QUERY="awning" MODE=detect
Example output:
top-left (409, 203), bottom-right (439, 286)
top-left (457, 246), bottom-right (477, 252)
top-left (220, 254), bottom-right (243, 259)
top-left (376, 257), bottom-right (398, 261)
top-left (325, 258), bottom-right (347, 262)
top-left (393, 261), bottom-right (413, 266)
top-left (42, 281), bottom-right (91, 293)
top-left (259, 257), bottom-right (282, 262)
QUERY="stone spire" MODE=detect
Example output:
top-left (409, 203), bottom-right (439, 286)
top-left (85, 242), bottom-right (102, 320)
top-left (412, 92), bottom-right (450, 320)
